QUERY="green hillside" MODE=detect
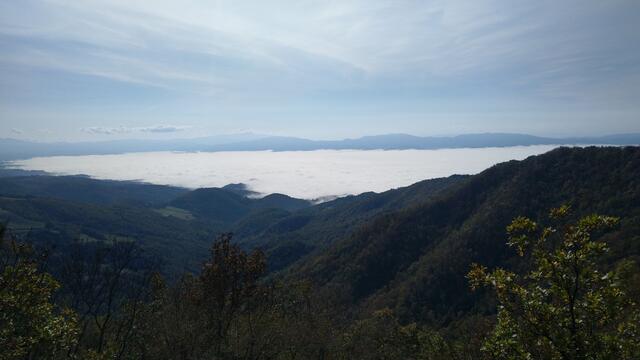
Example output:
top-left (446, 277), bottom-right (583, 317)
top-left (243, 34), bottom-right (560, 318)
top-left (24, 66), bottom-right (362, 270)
top-left (0, 175), bottom-right (188, 206)
top-left (2, 146), bottom-right (640, 359)
top-left (0, 196), bottom-right (218, 273)
top-left (288, 146), bottom-right (640, 326)
top-left (234, 175), bottom-right (467, 271)
top-left (168, 187), bottom-right (311, 221)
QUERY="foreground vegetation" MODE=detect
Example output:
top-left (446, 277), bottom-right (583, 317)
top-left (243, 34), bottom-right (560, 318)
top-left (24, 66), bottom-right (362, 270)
top-left (469, 207), bottom-right (640, 359)
top-left (2, 205), bottom-right (639, 359)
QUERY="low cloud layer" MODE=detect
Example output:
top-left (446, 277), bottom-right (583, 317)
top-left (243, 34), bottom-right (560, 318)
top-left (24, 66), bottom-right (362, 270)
top-left (10, 146), bottom-right (562, 199)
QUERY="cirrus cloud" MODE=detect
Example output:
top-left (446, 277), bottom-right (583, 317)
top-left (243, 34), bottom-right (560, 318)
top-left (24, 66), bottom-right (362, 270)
top-left (2, 0), bottom-right (640, 139)
top-left (82, 125), bottom-right (191, 135)
top-left (138, 125), bottom-right (192, 133)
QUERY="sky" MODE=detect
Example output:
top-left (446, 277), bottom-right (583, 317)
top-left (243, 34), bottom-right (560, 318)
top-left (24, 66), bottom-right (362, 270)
top-left (1, 0), bottom-right (639, 141)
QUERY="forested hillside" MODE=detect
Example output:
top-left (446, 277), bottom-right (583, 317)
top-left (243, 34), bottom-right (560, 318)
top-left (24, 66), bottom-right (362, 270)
top-left (2, 146), bottom-right (639, 359)
top-left (289, 146), bottom-right (640, 325)
top-left (0, 175), bottom-right (188, 205)
top-left (0, 170), bottom-right (465, 273)
top-left (234, 175), bottom-right (467, 271)
top-left (169, 187), bottom-right (311, 222)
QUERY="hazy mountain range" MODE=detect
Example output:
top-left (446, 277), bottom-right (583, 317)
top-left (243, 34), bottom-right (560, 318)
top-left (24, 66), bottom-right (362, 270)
top-left (2, 133), bottom-right (639, 161)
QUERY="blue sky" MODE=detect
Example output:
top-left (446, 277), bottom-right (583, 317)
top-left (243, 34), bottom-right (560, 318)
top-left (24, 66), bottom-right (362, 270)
top-left (1, 0), bottom-right (639, 141)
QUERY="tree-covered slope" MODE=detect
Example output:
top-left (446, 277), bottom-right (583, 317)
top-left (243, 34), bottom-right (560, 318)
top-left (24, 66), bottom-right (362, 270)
top-left (0, 195), bottom-right (219, 273)
top-left (168, 187), bottom-right (312, 223)
top-left (0, 175), bottom-right (188, 206)
top-left (0, 171), bottom-right (466, 275)
top-left (234, 175), bottom-right (468, 271)
top-left (290, 146), bottom-right (640, 324)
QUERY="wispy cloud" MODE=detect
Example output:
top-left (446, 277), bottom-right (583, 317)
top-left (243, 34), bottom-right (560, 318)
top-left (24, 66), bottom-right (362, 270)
top-left (4, 1), bottom-right (637, 92)
top-left (138, 125), bottom-right (191, 133)
top-left (1, 0), bottom-right (639, 139)
top-left (82, 125), bottom-right (190, 135)
top-left (82, 127), bottom-right (132, 135)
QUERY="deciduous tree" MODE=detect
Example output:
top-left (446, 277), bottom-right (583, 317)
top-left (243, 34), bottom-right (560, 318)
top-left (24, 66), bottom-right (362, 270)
top-left (468, 206), bottom-right (640, 359)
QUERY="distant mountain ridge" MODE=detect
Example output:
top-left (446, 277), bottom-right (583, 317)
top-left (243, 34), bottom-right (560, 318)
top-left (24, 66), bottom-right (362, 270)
top-left (2, 132), bottom-right (639, 160)
top-left (0, 133), bottom-right (264, 161)
top-left (205, 133), bottom-right (640, 152)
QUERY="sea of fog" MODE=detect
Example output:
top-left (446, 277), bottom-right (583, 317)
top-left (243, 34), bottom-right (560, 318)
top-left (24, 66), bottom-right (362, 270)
top-left (9, 145), bottom-right (567, 199)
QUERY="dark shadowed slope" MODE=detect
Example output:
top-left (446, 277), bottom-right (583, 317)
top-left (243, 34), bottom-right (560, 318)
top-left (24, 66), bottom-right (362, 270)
top-left (0, 196), bottom-right (218, 273)
top-left (0, 175), bottom-right (188, 206)
top-left (0, 176), bottom-right (310, 273)
top-left (168, 188), bottom-right (312, 223)
top-left (234, 175), bottom-right (468, 271)
top-left (288, 146), bottom-right (640, 324)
